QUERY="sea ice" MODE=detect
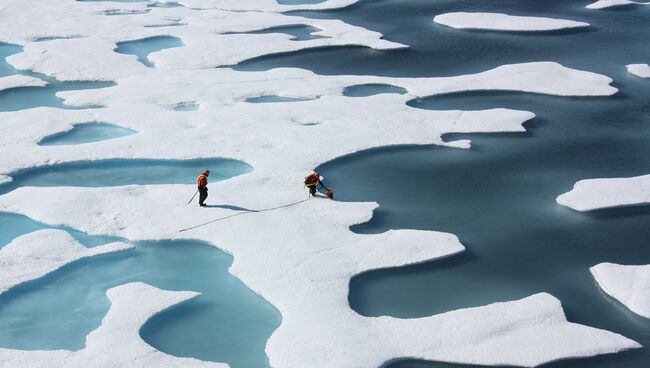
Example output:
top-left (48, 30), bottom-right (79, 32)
top-left (0, 75), bottom-right (46, 92)
top-left (0, 0), bottom-right (639, 366)
top-left (0, 229), bottom-right (132, 294)
top-left (556, 174), bottom-right (650, 212)
top-left (591, 263), bottom-right (650, 319)
top-left (586, 0), bottom-right (649, 9)
top-left (627, 63), bottom-right (650, 78)
top-left (0, 282), bottom-right (225, 367)
top-left (0, 185), bottom-right (640, 367)
top-left (434, 12), bottom-right (590, 32)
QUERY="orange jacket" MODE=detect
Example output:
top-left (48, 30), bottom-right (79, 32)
top-left (197, 173), bottom-right (208, 187)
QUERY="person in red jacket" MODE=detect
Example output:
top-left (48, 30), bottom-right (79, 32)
top-left (197, 170), bottom-right (210, 207)
top-left (304, 171), bottom-right (333, 199)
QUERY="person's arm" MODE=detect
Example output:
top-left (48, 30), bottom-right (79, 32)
top-left (318, 180), bottom-right (329, 191)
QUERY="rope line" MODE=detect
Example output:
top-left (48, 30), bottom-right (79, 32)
top-left (179, 198), bottom-right (310, 232)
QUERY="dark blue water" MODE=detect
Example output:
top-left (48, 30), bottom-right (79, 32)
top-left (114, 36), bottom-right (184, 67)
top-left (38, 122), bottom-right (137, 146)
top-left (225, 0), bottom-right (650, 366)
top-left (0, 157), bottom-right (252, 196)
top-left (343, 83), bottom-right (407, 97)
top-left (0, 43), bottom-right (114, 111)
top-left (237, 0), bottom-right (649, 80)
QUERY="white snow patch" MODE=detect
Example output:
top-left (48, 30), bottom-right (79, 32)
top-left (627, 63), bottom-right (650, 78)
top-left (0, 185), bottom-right (640, 367)
top-left (0, 229), bottom-right (132, 294)
top-left (434, 12), bottom-right (590, 32)
top-left (591, 263), bottom-right (650, 319)
top-left (0, 282), bottom-right (225, 367)
top-left (0, 175), bottom-right (11, 185)
top-left (557, 174), bottom-right (650, 211)
top-left (0, 75), bottom-right (47, 92)
top-left (586, 0), bottom-right (649, 9)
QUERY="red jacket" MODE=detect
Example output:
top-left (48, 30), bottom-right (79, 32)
top-left (197, 173), bottom-right (208, 187)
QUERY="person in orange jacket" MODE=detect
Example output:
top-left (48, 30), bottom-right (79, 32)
top-left (304, 171), bottom-right (333, 199)
top-left (197, 170), bottom-right (210, 207)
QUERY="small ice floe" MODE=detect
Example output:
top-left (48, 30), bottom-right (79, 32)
top-left (0, 229), bottom-right (132, 294)
top-left (433, 12), bottom-right (590, 32)
top-left (627, 63), bottom-right (650, 78)
top-left (0, 75), bottom-right (47, 92)
top-left (556, 174), bottom-right (650, 212)
top-left (586, 0), bottom-right (649, 9)
top-left (591, 263), bottom-right (650, 319)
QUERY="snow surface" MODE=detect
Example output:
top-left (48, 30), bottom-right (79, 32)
top-left (627, 63), bottom-right (650, 78)
top-left (0, 229), bottom-right (132, 294)
top-left (0, 185), bottom-right (640, 367)
top-left (556, 174), bottom-right (650, 211)
top-left (586, 0), bottom-right (649, 9)
top-left (0, 0), bottom-right (638, 366)
top-left (0, 282), bottom-right (225, 367)
top-left (434, 12), bottom-right (590, 32)
top-left (0, 75), bottom-right (46, 92)
top-left (591, 263), bottom-right (650, 319)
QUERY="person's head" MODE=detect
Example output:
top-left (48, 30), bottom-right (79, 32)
top-left (204, 170), bottom-right (210, 176)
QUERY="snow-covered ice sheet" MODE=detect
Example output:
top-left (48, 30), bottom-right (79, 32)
top-left (0, 75), bottom-right (46, 92)
top-left (0, 185), bottom-right (640, 367)
top-left (591, 263), bottom-right (650, 319)
top-left (434, 12), bottom-right (590, 32)
top-left (0, 0), bottom-right (403, 81)
top-left (0, 282), bottom-right (225, 367)
top-left (0, 0), bottom-right (639, 366)
top-left (0, 229), bottom-right (132, 294)
top-left (627, 63), bottom-right (650, 78)
top-left (557, 174), bottom-right (650, 211)
top-left (0, 62), bottom-right (616, 177)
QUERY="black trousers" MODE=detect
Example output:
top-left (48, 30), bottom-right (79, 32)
top-left (198, 186), bottom-right (208, 205)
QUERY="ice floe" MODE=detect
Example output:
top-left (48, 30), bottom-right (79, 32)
top-left (0, 62), bottom-right (616, 177)
top-left (556, 174), bottom-right (650, 211)
top-left (591, 263), bottom-right (650, 319)
top-left (434, 12), bottom-right (590, 32)
top-left (586, 0), bottom-right (649, 9)
top-left (0, 75), bottom-right (46, 92)
top-left (0, 185), bottom-right (640, 367)
top-left (0, 229), bottom-right (132, 294)
top-left (0, 282), bottom-right (225, 367)
top-left (0, 1), bottom-right (403, 80)
top-left (627, 63), bottom-right (650, 78)
top-left (0, 0), bottom-right (638, 366)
